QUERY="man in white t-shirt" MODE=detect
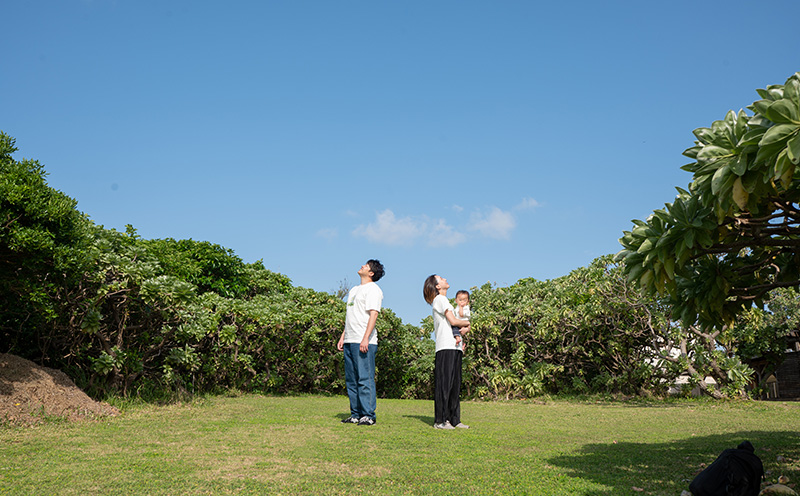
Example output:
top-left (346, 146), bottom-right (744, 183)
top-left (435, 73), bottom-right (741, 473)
top-left (336, 259), bottom-right (384, 426)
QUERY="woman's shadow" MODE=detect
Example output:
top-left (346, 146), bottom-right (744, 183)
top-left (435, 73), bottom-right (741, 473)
top-left (402, 414), bottom-right (435, 427)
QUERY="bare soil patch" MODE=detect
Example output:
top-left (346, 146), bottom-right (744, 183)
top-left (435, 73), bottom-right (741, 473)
top-left (0, 353), bottom-right (119, 425)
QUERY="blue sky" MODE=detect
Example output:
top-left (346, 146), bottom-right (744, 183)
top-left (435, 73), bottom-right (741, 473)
top-left (3, 1), bottom-right (800, 326)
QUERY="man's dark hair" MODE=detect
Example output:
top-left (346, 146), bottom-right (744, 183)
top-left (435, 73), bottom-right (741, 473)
top-left (367, 259), bottom-right (385, 282)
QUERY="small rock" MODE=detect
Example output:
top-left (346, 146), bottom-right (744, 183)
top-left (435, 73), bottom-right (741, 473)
top-left (759, 484), bottom-right (798, 496)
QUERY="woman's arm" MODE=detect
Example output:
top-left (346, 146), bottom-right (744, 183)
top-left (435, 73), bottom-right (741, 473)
top-left (444, 309), bottom-right (469, 328)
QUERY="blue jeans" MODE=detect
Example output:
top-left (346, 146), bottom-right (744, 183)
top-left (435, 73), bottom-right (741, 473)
top-left (343, 343), bottom-right (377, 420)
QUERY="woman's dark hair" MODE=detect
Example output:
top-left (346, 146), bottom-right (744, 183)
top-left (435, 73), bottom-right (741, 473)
top-left (367, 259), bottom-right (385, 282)
top-left (423, 274), bottom-right (439, 305)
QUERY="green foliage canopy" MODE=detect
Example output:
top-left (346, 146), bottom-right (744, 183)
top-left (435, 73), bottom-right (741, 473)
top-left (459, 256), bottom-right (672, 398)
top-left (0, 132), bottom-right (93, 355)
top-left (618, 73), bottom-right (800, 329)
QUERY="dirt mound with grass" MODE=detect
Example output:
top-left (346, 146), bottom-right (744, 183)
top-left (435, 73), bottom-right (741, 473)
top-left (0, 353), bottom-right (119, 425)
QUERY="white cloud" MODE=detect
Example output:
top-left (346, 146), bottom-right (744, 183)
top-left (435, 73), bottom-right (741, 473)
top-left (353, 209), bottom-right (468, 247)
top-left (451, 204), bottom-right (464, 213)
top-left (470, 207), bottom-right (516, 240)
top-left (515, 197), bottom-right (540, 210)
top-left (353, 206), bottom-right (519, 246)
top-left (427, 219), bottom-right (467, 247)
top-left (354, 209), bottom-right (425, 246)
top-left (316, 228), bottom-right (338, 240)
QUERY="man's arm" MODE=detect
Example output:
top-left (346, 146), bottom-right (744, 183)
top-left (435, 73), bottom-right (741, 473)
top-left (360, 310), bottom-right (379, 353)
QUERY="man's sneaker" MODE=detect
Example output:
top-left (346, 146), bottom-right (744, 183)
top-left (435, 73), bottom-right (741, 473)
top-left (357, 416), bottom-right (376, 426)
top-left (453, 422), bottom-right (470, 429)
top-left (434, 422), bottom-right (455, 430)
top-left (341, 416), bottom-right (359, 424)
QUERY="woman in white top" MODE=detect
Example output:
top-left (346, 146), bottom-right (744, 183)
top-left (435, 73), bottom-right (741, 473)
top-left (423, 274), bottom-right (470, 430)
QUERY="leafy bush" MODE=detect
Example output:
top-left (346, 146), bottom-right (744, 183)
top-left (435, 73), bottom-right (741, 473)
top-left (464, 256), bottom-right (671, 398)
top-left (0, 132), bottom-right (94, 360)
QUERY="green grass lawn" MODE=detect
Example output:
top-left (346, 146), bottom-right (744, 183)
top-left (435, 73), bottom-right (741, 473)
top-left (1, 395), bottom-right (798, 495)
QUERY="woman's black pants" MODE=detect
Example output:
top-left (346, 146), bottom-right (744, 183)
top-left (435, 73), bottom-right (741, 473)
top-left (434, 349), bottom-right (462, 425)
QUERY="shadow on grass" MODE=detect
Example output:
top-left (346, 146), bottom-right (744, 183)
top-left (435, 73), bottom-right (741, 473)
top-left (402, 414), bottom-right (435, 427)
top-left (548, 431), bottom-right (800, 495)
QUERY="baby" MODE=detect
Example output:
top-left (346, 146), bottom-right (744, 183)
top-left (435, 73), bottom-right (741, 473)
top-left (452, 290), bottom-right (470, 349)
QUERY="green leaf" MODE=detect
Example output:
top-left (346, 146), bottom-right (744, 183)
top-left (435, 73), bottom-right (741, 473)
top-left (748, 114), bottom-right (772, 129)
top-left (764, 100), bottom-right (800, 124)
top-left (776, 151), bottom-right (795, 190)
top-left (734, 109), bottom-right (749, 136)
top-left (692, 127), bottom-right (716, 144)
top-left (626, 262), bottom-right (645, 283)
top-left (669, 199), bottom-right (688, 225)
top-left (683, 144), bottom-right (702, 160)
top-left (785, 77), bottom-right (800, 107)
top-left (637, 238), bottom-right (655, 255)
top-left (787, 133), bottom-right (800, 165)
top-left (653, 209), bottom-right (672, 224)
top-left (739, 128), bottom-right (766, 147)
top-left (730, 154), bottom-right (748, 176)
top-left (760, 123), bottom-right (799, 147)
top-left (752, 100), bottom-right (773, 118)
top-left (697, 145), bottom-right (733, 163)
top-left (755, 140), bottom-right (786, 166)
top-left (712, 119), bottom-right (735, 147)
top-left (664, 257), bottom-right (675, 280)
top-left (767, 87), bottom-right (785, 100)
top-left (711, 164), bottom-right (731, 195)
top-left (684, 229), bottom-right (695, 249)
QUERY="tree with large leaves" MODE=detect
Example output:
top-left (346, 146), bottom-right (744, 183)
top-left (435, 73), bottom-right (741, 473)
top-left (618, 73), bottom-right (800, 328)
top-left (617, 73), bottom-right (800, 397)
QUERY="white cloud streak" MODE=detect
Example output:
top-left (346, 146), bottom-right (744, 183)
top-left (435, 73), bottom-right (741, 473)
top-left (469, 207), bottom-right (516, 240)
top-left (316, 227), bottom-right (338, 240)
top-left (353, 209), bottom-right (466, 247)
top-left (428, 219), bottom-right (467, 247)
top-left (354, 210), bottom-right (425, 246)
top-left (515, 197), bottom-right (540, 210)
top-left (352, 199), bottom-right (534, 246)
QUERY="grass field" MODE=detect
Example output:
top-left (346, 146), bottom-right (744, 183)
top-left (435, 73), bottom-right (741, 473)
top-left (1, 395), bottom-right (798, 495)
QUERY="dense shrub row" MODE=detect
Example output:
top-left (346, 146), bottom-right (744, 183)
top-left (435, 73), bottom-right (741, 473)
top-left (0, 132), bottom-right (429, 399)
top-left (3, 131), bottom-right (795, 400)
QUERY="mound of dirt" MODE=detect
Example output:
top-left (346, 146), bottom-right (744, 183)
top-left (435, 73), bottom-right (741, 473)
top-left (0, 353), bottom-right (119, 425)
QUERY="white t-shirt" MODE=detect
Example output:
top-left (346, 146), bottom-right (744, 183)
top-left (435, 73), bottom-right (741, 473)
top-left (343, 282), bottom-right (383, 344)
top-left (432, 294), bottom-right (460, 352)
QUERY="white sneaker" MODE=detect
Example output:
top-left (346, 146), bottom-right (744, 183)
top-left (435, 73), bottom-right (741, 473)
top-left (453, 422), bottom-right (470, 429)
top-left (434, 422), bottom-right (455, 430)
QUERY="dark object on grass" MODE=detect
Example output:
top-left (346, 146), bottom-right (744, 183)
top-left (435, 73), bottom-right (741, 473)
top-left (689, 441), bottom-right (764, 496)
